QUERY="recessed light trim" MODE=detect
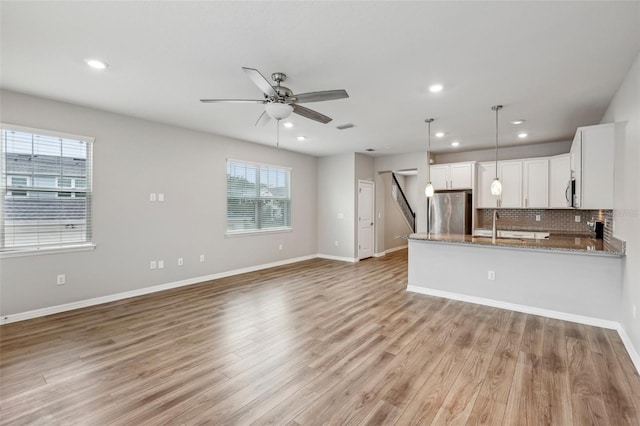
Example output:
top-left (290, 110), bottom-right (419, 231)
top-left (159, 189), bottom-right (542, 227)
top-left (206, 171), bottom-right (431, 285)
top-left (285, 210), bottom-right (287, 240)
top-left (518, 132), bottom-right (528, 138)
top-left (429, 84), bottom-right (444, 93)
top-left (85, 59), bottom-right (108, 70)
top-left (365, 148), bottom-right (376, 152)
top-left (451, 141), bottom-right (460, 147)
top-left (435, 132), bottom-right (445, 138)
top-left (511, 119), bottom-right (525, 125)
top-left (296, 136), bottom-right (306, 141)
top-left (283, 122), bottom-right (294, 128)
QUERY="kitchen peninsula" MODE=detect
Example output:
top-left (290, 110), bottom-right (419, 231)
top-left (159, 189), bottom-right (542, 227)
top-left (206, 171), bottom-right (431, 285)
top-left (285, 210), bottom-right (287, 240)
top-left (407, 232), bottom-right (625, 325)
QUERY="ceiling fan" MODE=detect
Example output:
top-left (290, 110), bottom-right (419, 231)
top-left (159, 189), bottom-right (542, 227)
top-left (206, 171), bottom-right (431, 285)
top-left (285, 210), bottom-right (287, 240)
top-left (200, 67), bottom-right (349, 126)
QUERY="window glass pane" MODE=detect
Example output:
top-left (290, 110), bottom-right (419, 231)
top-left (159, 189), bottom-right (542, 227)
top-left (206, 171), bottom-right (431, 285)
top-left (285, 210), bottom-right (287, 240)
top-left (227, 160), bottom-right (290, 232)
top-left (1, 127), bottom-right (92, 249)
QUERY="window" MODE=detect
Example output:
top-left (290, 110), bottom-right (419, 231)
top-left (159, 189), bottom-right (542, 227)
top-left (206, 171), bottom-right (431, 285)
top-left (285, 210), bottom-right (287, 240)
top-left (1, 124), bottom-right (94, 250)
top-left (226, 159), bottom-right (291, 233)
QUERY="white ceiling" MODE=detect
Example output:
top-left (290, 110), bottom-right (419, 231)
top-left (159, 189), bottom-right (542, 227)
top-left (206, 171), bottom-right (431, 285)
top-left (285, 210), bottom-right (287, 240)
top-left (1, 1), bottom-right (638, 157)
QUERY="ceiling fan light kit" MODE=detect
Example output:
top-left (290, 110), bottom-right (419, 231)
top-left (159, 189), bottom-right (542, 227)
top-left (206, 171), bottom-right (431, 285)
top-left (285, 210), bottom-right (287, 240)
top-left (265, 102), bottom-right (293, 120)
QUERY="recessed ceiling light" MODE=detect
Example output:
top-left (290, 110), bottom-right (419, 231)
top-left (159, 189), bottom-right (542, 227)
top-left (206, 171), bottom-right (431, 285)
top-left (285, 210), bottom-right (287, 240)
top-left (283, 122), bottom-right (294, 128)
top-left (451, 141), bottom-right (460, 147)
top-left (85, 59), bottom-right (108, 70)
top-left (365, 148), bottom-right (376, 152)
top-left (429, 84), bottom-right (444, 93)
top-left (518, 132), bottom-right (528, 138)
top-left (435, 132), bottom-right (445, 138)
top-left (511, 119), bottom-right (525, 125)
top-left (297, 136), bottom-right (306, 141)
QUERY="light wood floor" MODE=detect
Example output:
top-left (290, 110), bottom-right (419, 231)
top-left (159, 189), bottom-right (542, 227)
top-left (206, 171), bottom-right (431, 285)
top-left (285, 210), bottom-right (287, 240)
top-left (1, 249), bottom-right (639, 425)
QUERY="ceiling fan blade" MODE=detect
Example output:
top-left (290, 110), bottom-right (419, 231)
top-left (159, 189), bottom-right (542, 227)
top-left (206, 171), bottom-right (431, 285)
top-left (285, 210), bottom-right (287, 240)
top-left (242, 67), bottom-right (277, 97)
top-left (293, 104), bottom-right (332, 124)
top-left (292, 89), bottom-right (349, 103)
top-left (255, 110), bottom-right (271, 127)
top-left (200, 99), bottom-right (265, 103)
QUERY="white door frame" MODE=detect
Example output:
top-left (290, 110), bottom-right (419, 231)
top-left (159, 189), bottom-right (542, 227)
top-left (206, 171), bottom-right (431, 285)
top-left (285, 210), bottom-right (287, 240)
top-left (357, 179), bottom-right (375, 259)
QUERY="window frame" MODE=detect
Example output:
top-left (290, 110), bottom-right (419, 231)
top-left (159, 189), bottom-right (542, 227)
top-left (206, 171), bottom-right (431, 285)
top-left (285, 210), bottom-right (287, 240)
top-left (0, 123), bottom-right (95, 256)
top-left (225, 158), bottom-right (292, 236)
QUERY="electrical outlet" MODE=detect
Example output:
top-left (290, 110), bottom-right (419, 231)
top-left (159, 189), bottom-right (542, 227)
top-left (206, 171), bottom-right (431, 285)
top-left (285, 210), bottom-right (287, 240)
top-left (535, 215), bottom-right (541, 222)
top-left (278, 244), bottom-right (283, 250)
top-left (178, 257), bottom-right (184, 266)
top-left (487, 270), bottom-right (495, 280)
top-left (575, 215), bottom-right (581, 222)
top-left (199, 254), bottom-right (205, 263)
top-left (158, 260), bottom-right (164, 269)
top-left (334, 240), bottom-right (339, 247)
top-left (56, 274), bottom-right (66, 285)
top-left (150, 193), bottom-right (157, 202)
top-left (150, 261), bottom-right (157, 270)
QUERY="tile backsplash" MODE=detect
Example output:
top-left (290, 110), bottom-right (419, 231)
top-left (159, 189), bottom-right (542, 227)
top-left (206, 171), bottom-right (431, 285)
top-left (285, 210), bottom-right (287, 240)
top-left (477, 209), bottom-right (613, 240)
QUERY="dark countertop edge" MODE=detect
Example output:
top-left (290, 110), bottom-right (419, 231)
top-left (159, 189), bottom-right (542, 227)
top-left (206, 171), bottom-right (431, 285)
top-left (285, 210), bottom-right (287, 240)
top-left (408, 234), bottom-right (625, 258)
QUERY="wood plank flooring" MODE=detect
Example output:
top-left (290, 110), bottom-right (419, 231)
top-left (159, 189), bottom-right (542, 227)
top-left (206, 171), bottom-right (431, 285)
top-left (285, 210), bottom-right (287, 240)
top-left (1, 249), bottom-right (639, 425)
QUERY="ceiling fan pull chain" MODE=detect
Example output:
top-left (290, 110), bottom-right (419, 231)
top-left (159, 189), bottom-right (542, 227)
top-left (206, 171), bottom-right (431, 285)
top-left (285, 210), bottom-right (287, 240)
top-left (276, 118), bottom-right (280, 149)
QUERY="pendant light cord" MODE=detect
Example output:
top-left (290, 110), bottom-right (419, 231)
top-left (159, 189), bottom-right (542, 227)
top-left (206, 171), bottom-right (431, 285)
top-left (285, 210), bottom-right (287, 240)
top-left (492, 105), bottom-right (502, 178)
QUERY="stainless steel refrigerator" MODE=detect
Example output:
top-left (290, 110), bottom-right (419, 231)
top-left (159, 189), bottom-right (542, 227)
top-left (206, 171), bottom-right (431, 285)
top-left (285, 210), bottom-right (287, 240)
top-left (428, 191), bottom-right (472, 235)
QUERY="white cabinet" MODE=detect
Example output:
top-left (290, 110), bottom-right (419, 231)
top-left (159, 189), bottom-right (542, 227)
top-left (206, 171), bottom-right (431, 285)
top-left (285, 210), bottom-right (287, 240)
top-left (430, 162), bottom-right (474, 190)
top-left (498, 160), bottom-right (523, 208)
top-left (571, 123), bottom-right (615, 209)
top-left (522, 158), bottom-right (549, 208)
top-left (549, 154), bottom-right (571, 208)
top-left (476, 162), bottom-right (497, 208)
top-left (477, 160), bottom-right (524, 208)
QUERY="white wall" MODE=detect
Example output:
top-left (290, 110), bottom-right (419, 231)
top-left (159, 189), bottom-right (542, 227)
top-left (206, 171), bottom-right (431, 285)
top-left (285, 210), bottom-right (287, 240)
top-left (434, 140), bottom-right (571, 164)
top-left (404, 174), bottom-right (418, 212)
top-left (0, 90), bottom-right (318, 316)
top-left (317, 153), bottom-right (355, 259)
top-left (602, 51), bottom-right (640, 358)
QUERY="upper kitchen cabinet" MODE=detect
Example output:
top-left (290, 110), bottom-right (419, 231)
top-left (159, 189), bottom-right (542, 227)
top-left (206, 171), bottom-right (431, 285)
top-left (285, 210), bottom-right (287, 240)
top-left (498, 160), bottom-right (523, 208)
top-left (522, 158), bottom-right (549, 208)
top-left (430, 162), bottom-right (474, 190)
top-left (571, 123), bottom-right (615, 209)
top-left (477, 160), bottom-right (524, 208)
top-left (549, 153), bottom-right (571, 208)
top-left (476, 162), bottom-right (497, 208)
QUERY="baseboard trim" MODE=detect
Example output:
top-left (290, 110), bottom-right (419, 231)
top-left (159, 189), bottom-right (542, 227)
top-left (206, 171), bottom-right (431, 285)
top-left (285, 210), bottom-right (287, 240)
top-left (373, 252), bottom-right (386, 258)
top-left (406, 285), bottom-right (619, 329)
top-left (316, 254), bottom-right (359, 263)
top-left (0, 254), bottom-right (317, 325)
top-left (385, 245), bottom-right (408, 254)
top-left (407, 284), bottom-right (640, 374)
top-left (616, 324), bottom-right (640, 375)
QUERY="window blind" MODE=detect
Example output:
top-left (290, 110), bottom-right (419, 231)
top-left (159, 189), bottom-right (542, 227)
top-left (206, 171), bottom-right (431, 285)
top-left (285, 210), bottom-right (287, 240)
top-left (227, 159), bottom-right (291, 232)
top-left (1, 125), bottom-right (93, 250)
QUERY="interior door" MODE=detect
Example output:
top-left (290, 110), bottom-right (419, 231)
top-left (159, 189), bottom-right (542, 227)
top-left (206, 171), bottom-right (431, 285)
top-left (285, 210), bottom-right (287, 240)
top-left (358, 180), bottom-right (374, 259)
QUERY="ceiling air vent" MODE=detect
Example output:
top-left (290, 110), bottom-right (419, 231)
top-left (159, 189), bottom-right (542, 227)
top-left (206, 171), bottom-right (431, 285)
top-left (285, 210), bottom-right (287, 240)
top-left (336, 123), bottom-right (356, 130)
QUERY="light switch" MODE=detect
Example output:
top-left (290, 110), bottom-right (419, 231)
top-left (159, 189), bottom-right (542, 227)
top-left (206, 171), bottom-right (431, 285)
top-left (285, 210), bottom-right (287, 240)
top-left (150, 193), bottom-right (157, 202)
top-left (158, 193), bottom-right (165, 202)
top-left (337, 213), bottom-right (344, 219)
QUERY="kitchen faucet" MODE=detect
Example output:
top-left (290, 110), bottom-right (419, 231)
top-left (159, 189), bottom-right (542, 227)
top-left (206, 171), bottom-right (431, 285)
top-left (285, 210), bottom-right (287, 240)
top-left (492, 209), bottom-right (500, 243)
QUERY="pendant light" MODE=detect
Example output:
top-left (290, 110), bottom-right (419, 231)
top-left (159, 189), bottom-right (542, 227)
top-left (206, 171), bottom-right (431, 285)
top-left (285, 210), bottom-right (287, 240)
top-left (490, 105), bottom-right (503, 196)
top-left (424, 118), bottom-right (435, 197)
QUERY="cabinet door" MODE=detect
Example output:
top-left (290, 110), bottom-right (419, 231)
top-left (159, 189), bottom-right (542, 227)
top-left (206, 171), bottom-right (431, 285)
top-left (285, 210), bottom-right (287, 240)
top-left (580, 124), bottom-right (615, 209)
top-left (549, 154), bottom-right (571, 208)
top-left (570, 130), bottom-right (582, 208)
top-left (429, 165), bottom-right (450, 190)
top-left (523, 159), bottom-right (549, 208)
top-left (476, 162), bottom-right (498, 208)
top-left (498, 161), bottom-right (523, 208)
top-left (450, 163), bottom-right (473, 189)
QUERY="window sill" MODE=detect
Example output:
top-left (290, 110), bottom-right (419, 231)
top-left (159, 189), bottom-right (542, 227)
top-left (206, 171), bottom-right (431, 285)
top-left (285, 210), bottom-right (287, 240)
top-left (226, 227), bottom-right (293, 238)
top-left (0, 243), bottom-right (96, 258)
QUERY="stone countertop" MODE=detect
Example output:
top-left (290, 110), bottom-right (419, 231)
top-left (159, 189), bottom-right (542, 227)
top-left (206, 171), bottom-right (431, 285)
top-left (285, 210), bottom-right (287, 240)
top-left (408, 233), bottom-right (625, 257)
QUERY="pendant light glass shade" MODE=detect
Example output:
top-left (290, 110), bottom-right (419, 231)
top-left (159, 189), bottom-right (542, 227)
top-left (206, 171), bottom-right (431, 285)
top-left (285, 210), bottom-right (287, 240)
top-left (424, 118), bottom-right (435, 198)
top-left (490, 105), bottom-right (503, 196)
top-left (424, 182), bottom-right (434, 197)
top-left (490, 177), bottom-right (502, 195)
